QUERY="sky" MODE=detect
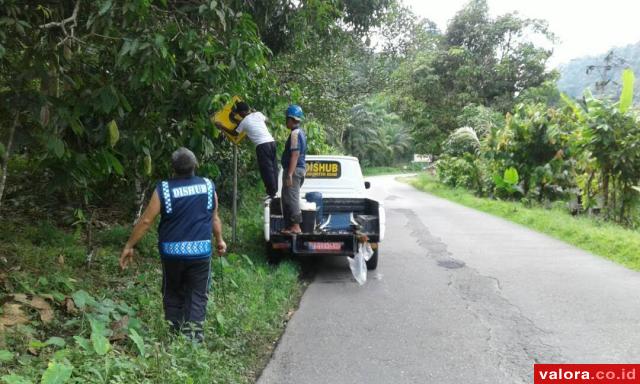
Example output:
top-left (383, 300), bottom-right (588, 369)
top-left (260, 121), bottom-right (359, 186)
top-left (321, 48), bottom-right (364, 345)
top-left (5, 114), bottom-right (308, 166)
top-left (403, 0), bottom-right (640, 68)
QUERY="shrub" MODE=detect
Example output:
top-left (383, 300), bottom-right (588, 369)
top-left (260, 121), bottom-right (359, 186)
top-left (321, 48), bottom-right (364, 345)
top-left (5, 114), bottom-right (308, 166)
top-left (443, 127), bottom-right (480, 157)
top-left (456, 105), bottom-right (505, 138)
top-left (436, 154), bottom-right (482, 191)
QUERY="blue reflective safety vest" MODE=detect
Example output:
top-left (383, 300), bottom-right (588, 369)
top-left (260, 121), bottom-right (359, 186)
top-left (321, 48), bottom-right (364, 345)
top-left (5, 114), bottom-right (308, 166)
top-left (281, 127), bottom-right (307, 170)
top-left (156, 176), bottom-right (215, 260)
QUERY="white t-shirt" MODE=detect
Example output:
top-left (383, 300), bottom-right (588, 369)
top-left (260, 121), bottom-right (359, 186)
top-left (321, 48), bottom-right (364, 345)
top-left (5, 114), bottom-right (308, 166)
top-left (236, 112), bottom-right (274, 146)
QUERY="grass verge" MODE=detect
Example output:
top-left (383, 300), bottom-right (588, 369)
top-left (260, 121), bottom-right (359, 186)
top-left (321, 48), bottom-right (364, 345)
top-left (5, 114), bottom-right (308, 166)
top-left (0, 188), bottom-right (302, 383)
top-left (406, 173), bottom-right (640, 271)
top-left (363, 164), bottom-right (424, 176)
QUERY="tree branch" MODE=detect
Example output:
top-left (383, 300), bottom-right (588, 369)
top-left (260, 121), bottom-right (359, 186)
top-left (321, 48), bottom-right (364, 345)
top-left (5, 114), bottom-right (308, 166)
top-left (0, 112), bottom-right (19, 210)
top-left (39, 0), bottom-right (80, 32)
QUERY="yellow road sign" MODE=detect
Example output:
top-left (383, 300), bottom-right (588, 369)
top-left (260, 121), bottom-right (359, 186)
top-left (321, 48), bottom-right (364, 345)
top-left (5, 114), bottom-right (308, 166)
top-left (211, 95), bottom-right (247, 145)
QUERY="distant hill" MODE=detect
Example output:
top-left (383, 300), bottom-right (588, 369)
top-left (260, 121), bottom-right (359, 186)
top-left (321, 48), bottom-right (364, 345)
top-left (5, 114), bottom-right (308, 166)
top-left (556, 41), bottom-right (640, 102)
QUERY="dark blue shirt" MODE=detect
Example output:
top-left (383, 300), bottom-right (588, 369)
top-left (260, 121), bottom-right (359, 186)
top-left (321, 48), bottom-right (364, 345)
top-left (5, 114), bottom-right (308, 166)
top-left (281, 127), bottom-right (307, 170)
top-left (156, 176), bottom-right (215, 260)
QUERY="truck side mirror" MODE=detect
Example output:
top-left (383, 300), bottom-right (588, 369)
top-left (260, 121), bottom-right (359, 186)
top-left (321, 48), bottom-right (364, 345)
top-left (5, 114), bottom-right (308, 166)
top-left (364, 181), bottom-right (371, 189)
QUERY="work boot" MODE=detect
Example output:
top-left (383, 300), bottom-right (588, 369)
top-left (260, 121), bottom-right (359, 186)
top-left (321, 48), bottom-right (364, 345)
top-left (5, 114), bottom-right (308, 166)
top-left (181, 321), bottom-right (205, 344)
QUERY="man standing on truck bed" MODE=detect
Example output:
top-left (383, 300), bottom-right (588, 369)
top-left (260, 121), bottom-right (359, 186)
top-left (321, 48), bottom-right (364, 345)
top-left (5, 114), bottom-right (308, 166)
top-left (281, 104), bottom-right (307, 234)
top-left (229, 101), bottom-right (279, 199)
top-left (119, 147), bottom-right (226, 343)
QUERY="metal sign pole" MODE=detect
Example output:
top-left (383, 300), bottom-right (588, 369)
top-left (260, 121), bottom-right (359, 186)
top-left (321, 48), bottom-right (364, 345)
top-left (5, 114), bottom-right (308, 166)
top-left (232, 144), bottom-right (238, 245)
top-left (211, 95), bottom-right (245, 247)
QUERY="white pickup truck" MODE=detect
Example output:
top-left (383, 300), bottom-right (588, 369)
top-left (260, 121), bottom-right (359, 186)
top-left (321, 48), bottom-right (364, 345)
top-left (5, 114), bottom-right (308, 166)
top-left (264, 155), bottom-right (385, 270)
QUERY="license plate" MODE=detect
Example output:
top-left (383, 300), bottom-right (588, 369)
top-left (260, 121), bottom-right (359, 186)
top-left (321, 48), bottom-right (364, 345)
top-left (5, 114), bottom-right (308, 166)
top-left (272, 242), bottom-right (290, 250)
top-left (307, 242), bottom-right (343, 251)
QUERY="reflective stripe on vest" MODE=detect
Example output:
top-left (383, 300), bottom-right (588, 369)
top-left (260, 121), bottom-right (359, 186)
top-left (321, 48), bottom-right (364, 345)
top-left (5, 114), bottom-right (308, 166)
top-left (204, 178), bottom-right (213, 210)
top-left (160, 240), bottom-right (212, 256)
top-left (161, 181), bottom-right (172, 214)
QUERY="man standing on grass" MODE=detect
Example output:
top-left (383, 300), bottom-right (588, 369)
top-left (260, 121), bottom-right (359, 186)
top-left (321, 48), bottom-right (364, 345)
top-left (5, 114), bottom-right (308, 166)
top-left (281, 104), bottom-right (307, 234)
top-left (227, 101), bottom-right (279, 199)
top-left (119, 147), bottom-right (226, 343)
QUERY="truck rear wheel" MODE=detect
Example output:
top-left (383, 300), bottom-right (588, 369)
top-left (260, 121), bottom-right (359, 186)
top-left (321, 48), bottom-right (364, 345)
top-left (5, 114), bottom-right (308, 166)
top-left (366, 249), bottom-right (378, 270)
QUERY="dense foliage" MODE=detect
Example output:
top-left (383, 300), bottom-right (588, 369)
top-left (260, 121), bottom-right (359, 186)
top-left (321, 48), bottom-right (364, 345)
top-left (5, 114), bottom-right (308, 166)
top-left (0, 0), bottom-right (279, 218)
top-left (436, 68), bottom-right (640, 226)
top-left (389, 0), bottom-right (554, 154)
top-left (344, 96), bottom-right (412, 167)
top-left (0, 0), bottom-right (397, 215)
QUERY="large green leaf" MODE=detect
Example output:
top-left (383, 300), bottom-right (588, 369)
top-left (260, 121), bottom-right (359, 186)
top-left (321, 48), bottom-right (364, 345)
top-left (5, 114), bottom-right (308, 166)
top-left (1, 374), bottom-right (32, 384)
top-left (216, 312), bottom-right (225, 332)
top-left (128, 328), bottom-right (146, 357)
top-left (104, 152), bottom-right (124, 176)
top-left (144, 155), bottom-right (152, 176)
top-left (89, 319), bottom-right (110, 356)
top-left (69, 119), bottom-right (84, 136)
top-left (98, 0), bottom-right (112, 16)
top-left (40, 361), bottom-right (73, 384)
top-left (107, 120), bottom-right (120, 147)
top-left (72, 336), bottom-right (91, 351)
top-left (503, 167), bottom-right (519, 186)
top-left (71, 290), bottom-right (95, 309)
top-left (48, 138), bottom-right (65, 158)
top-left (0, 350), bottom-right (13, 362)
top-left (560, 93), bottom-right (585, 122)
top-left (44, 337), bottom-right (66, 348)
top-left (28, 340), bottom-right (47, 349)
top-left (619, 68), bottom-right (635, 113)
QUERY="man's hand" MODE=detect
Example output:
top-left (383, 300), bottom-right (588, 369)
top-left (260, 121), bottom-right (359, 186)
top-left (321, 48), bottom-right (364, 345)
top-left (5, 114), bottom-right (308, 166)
top-left (119, 247), bottom-right (134, 270)
top-left (285, 174), bottom-right (293, 187)
top-left (216, 240), bottom-right (227, 257)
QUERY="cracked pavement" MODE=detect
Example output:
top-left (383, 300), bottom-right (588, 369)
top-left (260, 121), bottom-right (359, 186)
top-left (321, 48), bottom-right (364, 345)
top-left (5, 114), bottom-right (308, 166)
top-left (257, 175), bottom-right (640, 384)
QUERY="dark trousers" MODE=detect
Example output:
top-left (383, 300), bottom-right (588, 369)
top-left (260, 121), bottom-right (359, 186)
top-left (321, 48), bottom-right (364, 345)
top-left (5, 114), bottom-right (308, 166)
top-left (256, 141), bottom-right (279, 197)
top-left (161, 258), bottom-right (210, 341)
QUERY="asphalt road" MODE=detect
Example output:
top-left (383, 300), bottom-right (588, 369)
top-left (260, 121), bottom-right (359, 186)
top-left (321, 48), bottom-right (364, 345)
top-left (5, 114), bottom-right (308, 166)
top-left (257, 174), bottom-right (640, 384)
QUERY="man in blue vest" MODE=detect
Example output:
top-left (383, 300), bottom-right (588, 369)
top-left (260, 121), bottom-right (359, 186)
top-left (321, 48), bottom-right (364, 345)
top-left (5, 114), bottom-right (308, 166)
top-left (281, 104), bottom-right (307, 234)
top-left (119, 147), bottom-right (226, 342)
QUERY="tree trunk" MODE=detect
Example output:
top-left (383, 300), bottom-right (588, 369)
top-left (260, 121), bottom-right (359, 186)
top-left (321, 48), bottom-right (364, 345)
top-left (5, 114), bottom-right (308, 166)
top-left (611, 177), bottom-right (617, 221)
top-left (584, 170), bottom-right (595, 212)
top-left (602, 171), bottom-right (610, 218)
top-left (134, 178), bottom-right (147, 223)
top-left (619, 183), bottom-right (628, 224)
top-left (0, 112), bottom-right (19, 210)
top-left (85, 209), bottom-right (95, 268)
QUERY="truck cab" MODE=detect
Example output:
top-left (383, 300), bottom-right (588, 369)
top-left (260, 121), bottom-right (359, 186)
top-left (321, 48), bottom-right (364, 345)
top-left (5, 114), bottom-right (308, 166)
top-left (264, 155), bottom-right (385, 270)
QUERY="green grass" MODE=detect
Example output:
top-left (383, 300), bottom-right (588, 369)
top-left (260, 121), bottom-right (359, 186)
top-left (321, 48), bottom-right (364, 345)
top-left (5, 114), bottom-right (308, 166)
top-left (363, 164), bottom-right (424, 176)
top-left (406, 173), bottom-right (640, 271)
top-left (0, 188), bottom-right (302, 383)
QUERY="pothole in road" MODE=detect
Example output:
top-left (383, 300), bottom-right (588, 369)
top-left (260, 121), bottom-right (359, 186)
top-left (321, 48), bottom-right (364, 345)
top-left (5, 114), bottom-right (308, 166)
top-left (437, 259), bottom-right (465, 269)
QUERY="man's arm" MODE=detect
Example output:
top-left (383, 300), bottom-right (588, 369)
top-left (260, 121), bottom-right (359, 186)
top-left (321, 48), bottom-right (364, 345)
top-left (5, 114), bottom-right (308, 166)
top-left (286, 152), bottom-right (300, 186)
top-left (212, 192), bottom-right (227, 256)
top-left (119, 190), bottom-right (161, 269)
top-left (215, 121), bottom-right (240, 136)
top-left (286, 130), bottom-right (300, 187)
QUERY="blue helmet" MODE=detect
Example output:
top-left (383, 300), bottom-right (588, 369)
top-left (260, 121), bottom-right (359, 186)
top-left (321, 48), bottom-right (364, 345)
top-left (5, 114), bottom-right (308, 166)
top-left (286, 104), bottom-right (304, 121)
